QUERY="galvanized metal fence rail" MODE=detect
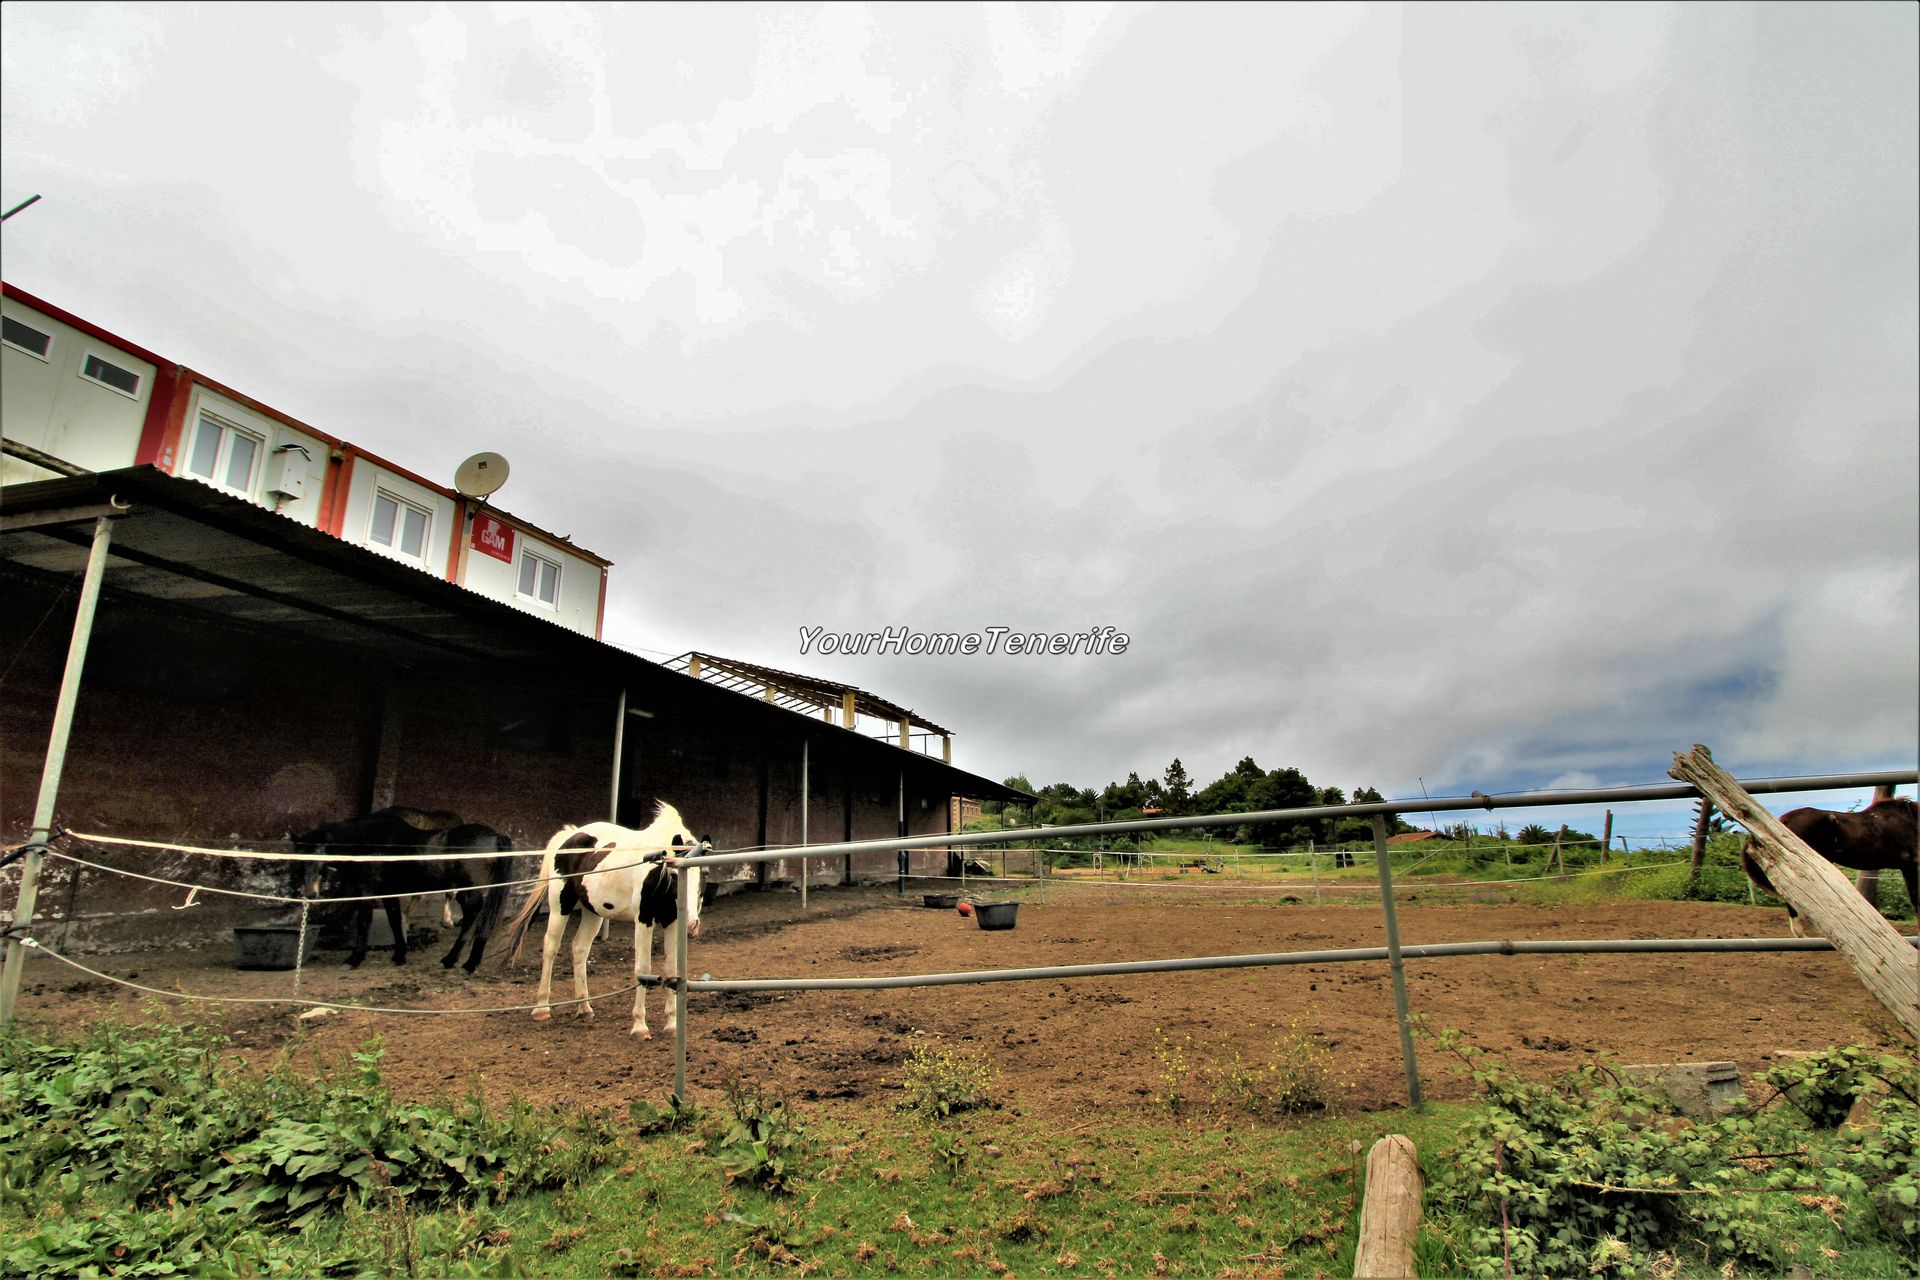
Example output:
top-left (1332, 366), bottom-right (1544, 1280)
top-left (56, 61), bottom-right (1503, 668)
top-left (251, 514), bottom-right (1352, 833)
top-left (664, 769), bottom-right (1917, 1105)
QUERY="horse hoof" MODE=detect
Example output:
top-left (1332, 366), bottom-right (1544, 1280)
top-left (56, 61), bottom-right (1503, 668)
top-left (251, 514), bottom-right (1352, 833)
top-left (530, 1007), bottom-right (551, 1021)
top-left (345, 959), bottom-right (363, 969)
top-left (441, 957), bottom-right (457, 969)
top-left (392, 955), bottom-right (408, 966)
top-left (633, 1025), bottom-right (652, 1040)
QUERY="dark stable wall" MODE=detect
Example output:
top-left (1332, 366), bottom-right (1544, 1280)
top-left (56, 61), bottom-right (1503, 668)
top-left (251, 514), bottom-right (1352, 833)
top-left (4, 571), bottom-right (962, 954)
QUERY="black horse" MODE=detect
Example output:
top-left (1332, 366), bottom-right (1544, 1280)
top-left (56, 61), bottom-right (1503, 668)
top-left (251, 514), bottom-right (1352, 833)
top-left (292, 807), bottom-right (516, 971)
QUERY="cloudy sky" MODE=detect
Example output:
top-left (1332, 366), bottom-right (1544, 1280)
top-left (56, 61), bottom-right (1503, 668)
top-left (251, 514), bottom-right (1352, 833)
top-left (3, 2), bottom-right (1915, 838)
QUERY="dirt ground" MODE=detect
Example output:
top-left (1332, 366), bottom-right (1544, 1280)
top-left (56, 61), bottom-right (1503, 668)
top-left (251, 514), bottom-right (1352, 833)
top-left (8, 883), bottom-right (1909, 1118)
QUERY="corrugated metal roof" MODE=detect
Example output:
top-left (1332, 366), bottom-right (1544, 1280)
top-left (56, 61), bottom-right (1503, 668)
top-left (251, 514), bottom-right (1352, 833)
top-left (669, 651), bottom-right (955, 738)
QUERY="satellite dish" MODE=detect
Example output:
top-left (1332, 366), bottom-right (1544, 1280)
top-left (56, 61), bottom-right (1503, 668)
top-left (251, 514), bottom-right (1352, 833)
top-left (453, 452), bottom-right (510, 500)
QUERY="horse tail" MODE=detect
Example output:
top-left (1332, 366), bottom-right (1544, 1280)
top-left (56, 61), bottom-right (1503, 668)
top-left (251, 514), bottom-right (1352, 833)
top-left (471, 834), bottom-right (513, 948)
top-left (499, 828), bottom-right (569, 967)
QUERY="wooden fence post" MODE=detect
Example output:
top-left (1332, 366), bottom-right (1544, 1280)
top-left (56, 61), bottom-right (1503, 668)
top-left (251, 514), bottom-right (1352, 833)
top-left (1687, 799), bottom-right (1713, 894)
top-left (1670, 746), bottom-right (1920, 1040)
top-left (1601, 810), bottom-right (1612, 864)
top-left (1353, 1134), bottom-right (1422, 1279)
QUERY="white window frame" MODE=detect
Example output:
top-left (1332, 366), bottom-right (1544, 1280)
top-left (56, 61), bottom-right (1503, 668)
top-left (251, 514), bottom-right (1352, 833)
top-left (183, 411), bottom-right (267, 497)
top-left (516, 547), bottom-right (562, 608)
top-left (77, 347), bottom-right (144, 399)
top-left (1, 313), bottom-right (54, 362)
top-left (368, 487), bottom-right (435, 564)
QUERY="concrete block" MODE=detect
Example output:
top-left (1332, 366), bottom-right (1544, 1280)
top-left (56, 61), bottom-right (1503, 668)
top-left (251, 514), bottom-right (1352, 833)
top-left (1618, 1061), bottom-right (1743, 1118)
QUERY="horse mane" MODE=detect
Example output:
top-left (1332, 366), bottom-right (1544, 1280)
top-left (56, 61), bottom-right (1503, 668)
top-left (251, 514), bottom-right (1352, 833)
top-left (386, 807), bottom-right (463, 832)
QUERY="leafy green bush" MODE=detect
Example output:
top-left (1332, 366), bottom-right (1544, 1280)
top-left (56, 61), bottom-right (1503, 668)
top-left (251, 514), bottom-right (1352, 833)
top-left (0, 1018), bottom-right (618, 1277)
top-left (1426, 1031), bottom-right (1920, 1275)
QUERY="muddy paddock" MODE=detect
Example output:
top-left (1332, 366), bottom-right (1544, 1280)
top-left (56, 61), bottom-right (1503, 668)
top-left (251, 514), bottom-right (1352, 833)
top-left (7, 885), bottom-right (1905, 1117)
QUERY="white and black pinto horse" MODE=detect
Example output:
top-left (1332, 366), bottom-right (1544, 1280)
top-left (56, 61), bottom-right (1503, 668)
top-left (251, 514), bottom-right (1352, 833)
top-left (1741, 797), bottom-right (1918, 937)
top-left (499, 804), bottom-right (706, 1038)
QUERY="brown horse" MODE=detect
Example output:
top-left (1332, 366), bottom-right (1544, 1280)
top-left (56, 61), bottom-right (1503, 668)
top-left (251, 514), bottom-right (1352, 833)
top-left (1741, 797), bottom-right (1917, 936)
top-left (293, 807), bottom-right (516, 970)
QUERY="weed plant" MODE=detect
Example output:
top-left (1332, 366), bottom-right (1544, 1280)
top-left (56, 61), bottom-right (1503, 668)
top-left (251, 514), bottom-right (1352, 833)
top-left (899, 1037), bottom-right (999, 1119)
top-left (706, 1082), bottom-right (811, 1194)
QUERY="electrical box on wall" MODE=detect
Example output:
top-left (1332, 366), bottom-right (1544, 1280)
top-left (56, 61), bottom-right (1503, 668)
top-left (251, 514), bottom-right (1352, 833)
top-left (266, 444), bottom-right (310, 501)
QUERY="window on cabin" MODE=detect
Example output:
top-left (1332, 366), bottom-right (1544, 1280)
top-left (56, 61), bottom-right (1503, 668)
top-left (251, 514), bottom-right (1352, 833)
top-left (2, 315), bottom-right (53, 359)
top-left (80, 352), bottom-right (142, 396)
top-left (516, 549), bottom-right (561, 606)
top-left (369, 489), bottom-right (432, 561)
top-left (185, 412), bottom-right (265, 495)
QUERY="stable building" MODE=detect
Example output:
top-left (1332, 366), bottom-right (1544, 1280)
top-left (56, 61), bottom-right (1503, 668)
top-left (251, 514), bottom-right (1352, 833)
top-left (1, 285), bottom-right (1025, 953)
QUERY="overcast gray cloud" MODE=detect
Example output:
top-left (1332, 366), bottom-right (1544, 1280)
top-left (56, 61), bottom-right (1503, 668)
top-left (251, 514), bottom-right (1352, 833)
top-left (3, 2), bottom-right (1914, 836)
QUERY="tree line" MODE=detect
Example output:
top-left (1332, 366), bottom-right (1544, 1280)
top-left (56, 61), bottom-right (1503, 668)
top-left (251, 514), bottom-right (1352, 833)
top-left (983, 756), bottom-right (1419, 848)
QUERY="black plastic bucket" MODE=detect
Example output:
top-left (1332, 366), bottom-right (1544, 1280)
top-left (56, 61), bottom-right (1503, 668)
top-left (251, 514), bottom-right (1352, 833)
top-left (972, 902), bottom-right (1019, 931)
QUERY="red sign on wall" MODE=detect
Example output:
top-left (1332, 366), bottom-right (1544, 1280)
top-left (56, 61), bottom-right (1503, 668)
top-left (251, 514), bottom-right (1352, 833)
top-left (471, 513), bottom-right (516, 563)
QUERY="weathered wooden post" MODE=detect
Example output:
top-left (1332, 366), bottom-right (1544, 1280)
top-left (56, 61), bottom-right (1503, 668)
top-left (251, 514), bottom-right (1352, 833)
top-left (1601, 809), bottom-right (1612, 864)
top-left (1671, 746), bottom-right (1919, 1040)
top-left (1353, 1134), bottom-right (1422, 1279)
top-left (1687, 799), bottom-right (1713, 895)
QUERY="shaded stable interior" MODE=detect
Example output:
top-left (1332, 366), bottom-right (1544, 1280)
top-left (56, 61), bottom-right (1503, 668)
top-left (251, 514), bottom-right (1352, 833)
top-left (0, 467), bottom-right (1024, 952)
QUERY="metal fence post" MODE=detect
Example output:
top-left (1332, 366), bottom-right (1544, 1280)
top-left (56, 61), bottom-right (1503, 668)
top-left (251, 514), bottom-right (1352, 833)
top-left (1, 514), bottom-right (117, 1028)
top-left (673, 866), bottom-right (692, 1106)
top-left (1371, 813), bottom-right (1423, 1106)
top-left (800, 739), bottom-right (809, 911)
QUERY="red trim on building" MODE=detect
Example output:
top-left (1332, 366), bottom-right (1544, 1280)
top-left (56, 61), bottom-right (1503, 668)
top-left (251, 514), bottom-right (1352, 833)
top-left (444, 499), bottom-right (467, 582)
top-left (155, 375), bottom-right (195, 474)
top-left (324, 450), bottom-right (357, 537)
top-left (133, 365), bottom-right (184, 466)
top-left (4, 279), bottom-right (616, 565)
top-left (0, 283), bottom-right (175, 370)
top-left (594, 566), bottom-right (609, 640)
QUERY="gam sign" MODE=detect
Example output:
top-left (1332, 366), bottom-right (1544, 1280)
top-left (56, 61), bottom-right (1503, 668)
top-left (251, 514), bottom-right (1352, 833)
top-left (471, 513), bottom-right (515, 563)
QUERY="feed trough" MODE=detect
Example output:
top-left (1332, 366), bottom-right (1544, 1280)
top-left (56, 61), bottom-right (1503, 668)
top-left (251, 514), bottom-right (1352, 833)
top-left (233, 925), bottom-right (317, 970)
top-left (971, 901), bottom-right (1019, 931)
top-left (922, 892), bottom-right (960, 909)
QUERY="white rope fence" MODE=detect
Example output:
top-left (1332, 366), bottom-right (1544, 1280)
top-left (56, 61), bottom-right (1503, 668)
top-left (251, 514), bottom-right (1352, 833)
top-left (53, 831), bottom-right (689, 907)
top-left (906, 858), bottom-right (1693, 895)
top-left (0, 823), bottom-right (1755, 1022)
top-left (8, 932), bottom-right (663, 1016)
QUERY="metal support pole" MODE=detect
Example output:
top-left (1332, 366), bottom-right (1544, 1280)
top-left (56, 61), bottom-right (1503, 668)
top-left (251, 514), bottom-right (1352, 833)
top-left (1371, 813), bottom-right (1423, 1106)
top-left (609, 688), bottom-right (627, 821)
top-left (800, 739), bottom-right (809, 911)
top-left (896, 771), bottom-right (907, 895)
top-left (673, 865), bottom-right (691, 1106)
top-left (1, 515), bottom-right (116, 1027)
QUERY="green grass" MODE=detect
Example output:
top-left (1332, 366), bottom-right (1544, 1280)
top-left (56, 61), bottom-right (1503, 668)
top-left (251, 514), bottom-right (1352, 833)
top-left (4, 1016), bottom-right (1914, 1278)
